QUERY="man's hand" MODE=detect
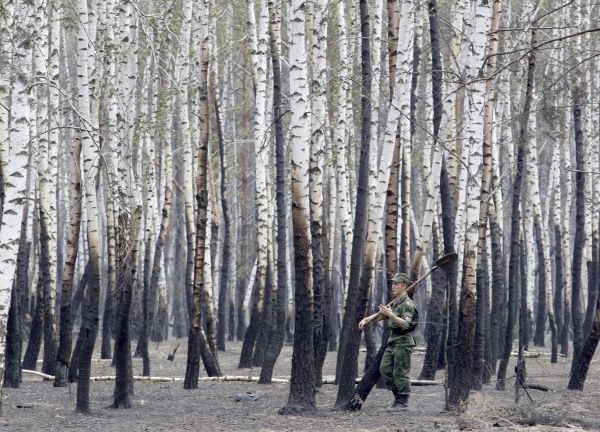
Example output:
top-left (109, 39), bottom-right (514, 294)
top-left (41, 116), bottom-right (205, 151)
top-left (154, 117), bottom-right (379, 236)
top-left (358, 316), bottom-right (371, 331)
top-left (378, 304), bottom-right (393, 318)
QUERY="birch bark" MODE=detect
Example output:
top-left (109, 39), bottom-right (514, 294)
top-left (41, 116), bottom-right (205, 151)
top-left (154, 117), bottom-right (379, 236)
top-left (334, 0), bottom-right (353, 292)
top-left (447, 0), bottom-right (491, 410)
top-left (0, 0), bottom-right (29, 389)
top-left (238, 0), bottom-right (270, 368)
top-left (309, 0), bottom-right (329, 384)
top-left (35, 0), bottom-right (59, 376)
top-left (283, 0), bottom-right (315, 412)
top-left (76, 0), bottom-right (103, 413)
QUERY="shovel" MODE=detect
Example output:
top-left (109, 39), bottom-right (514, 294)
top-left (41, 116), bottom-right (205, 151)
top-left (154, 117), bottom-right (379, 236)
top-left (385, 252), bottom-right (458, 307)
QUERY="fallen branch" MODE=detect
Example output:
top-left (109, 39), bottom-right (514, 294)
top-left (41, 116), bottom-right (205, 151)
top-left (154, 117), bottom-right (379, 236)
top-left (90, 376), bottom-right (183, 382)
top-left (524, 383), bottom-right (549, 391)
top-left (22, 370), bottom-right (54, 380)
top-left (509, 351), bottom-right (565, 358)
top-left (199, 376), bottom-right (289, 384)
top-left (321, 376), bottom-right (439, 385)
top-left (22, 370), bottom-right (441, 387)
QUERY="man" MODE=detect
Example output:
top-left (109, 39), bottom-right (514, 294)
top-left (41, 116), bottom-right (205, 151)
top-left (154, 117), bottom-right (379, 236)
top-left (358, 272), bottom-right (419, 410)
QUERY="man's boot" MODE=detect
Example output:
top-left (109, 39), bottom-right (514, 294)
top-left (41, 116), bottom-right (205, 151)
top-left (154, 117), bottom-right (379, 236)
top-left (389, 390), bottom-right (408, 411)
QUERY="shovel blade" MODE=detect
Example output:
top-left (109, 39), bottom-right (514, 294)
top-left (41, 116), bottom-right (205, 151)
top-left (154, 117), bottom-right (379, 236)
top-left (434, 252), bottom-right (458, 269)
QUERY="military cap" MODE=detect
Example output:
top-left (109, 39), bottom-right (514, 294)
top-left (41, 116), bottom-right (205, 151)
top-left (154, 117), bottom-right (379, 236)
top-left (390, 272), bottom-right (412, 285)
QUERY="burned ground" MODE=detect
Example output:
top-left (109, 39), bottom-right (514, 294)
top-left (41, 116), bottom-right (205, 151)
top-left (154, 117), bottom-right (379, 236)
top-left (2, 340), bottom-right (599, 431)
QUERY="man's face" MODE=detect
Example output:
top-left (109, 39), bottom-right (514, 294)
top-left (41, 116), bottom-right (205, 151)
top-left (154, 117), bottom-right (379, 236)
top-left (392, 281), bottom-right (407, 297)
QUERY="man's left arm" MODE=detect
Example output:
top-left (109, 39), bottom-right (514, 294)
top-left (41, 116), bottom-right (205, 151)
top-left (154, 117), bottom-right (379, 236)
top-left (378, 304), bottom-right (413, 329)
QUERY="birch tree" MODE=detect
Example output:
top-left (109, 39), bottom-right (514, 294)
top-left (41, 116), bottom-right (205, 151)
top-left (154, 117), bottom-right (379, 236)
top-left (447, 0), bottom-right (491, 410)
top-left (0, 0), bottom-right (30, 390)
top-left (496, 1), bottom-right (541, 392)
top-left (281, 0), bottom-right (315, 414)
top-left (75, 0), bottom-right (103, 413)
top-left (184, 0), bottom-right (221, 389)
top-left (309, 0), bottom-right (329, 384)
top-left (238, 0), bottom-right (270, 369)
top-left (34, 0), bottom-right (59, 377)
top-left (335, 0), bottom-right (373, 408)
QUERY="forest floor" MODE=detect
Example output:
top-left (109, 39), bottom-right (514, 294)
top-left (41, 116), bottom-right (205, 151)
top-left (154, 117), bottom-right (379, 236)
top-left (2, 337), bottom-right (600, 432)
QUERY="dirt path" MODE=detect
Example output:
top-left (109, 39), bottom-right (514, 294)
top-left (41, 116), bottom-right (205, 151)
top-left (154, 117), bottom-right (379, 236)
top-left (2, 340), bottom-right (599, 431)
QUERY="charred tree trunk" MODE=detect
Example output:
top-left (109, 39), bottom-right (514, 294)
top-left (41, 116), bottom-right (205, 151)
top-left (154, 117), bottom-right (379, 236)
top-left (343, 342), bottom-right (387, 411)
top-left (184, 5), bottom-right (221, 386)
top-left (39, 197), bottom-right (58, 377)
top-left (515, 238), bottom-right (527, 401)
top-left (71, 262), bottom-right (90, 325)
top-left (496, 157), bottom-right (522, 391)
top-left (238, 279), bottom-right (260, 368)
top-left (334, 0), bottom-right (372, 408)
top-left (68, 324), bottom-right (84, 382)
top-left (554, 224), bottom-right (566, 355)
top-left (215, 81), bottom-right (230, 352)
top-left (496, 21), bottom-right (537, 391)
top-left (100, 206), bottom-right (116, 360)
top-left (4, 282), bottom-right (21, 387)
top-left (440, 158), bottom-right (458, 366)
top-left (419, 0), bottom-right (446, 381)
top-left (482, 239), bottom-right (493, 384)
top-left (55, 136), bottom-right (82, 386)
top-left (583, 242), bottom-right (599, 338)
top-left (172, 206), bottom-right (188, 338)
top-left (4, 214), bottom-right (32, 387)
top-left (252, 259), bottom-right (273, 367)
top-left (419, 227), bottom-right (446, 380)
top-left (22, 272), bottom-right (44, 370)
top-left (533, 218), bottom-right (546, 347)
top-left (568, 235), bottom-right (600, 389)
top-left (570, 85), bottom-right (585, 366)
top-left (280, 0), bottom-right (316, 413)
top-left (112, 209), bottom-right (142, 408)
top-left (472, 238), bottom-right (487, 390)
top-left (259, 2), bottom-right (287, 382)
top-left (75, 254), bottom-right (101, 413)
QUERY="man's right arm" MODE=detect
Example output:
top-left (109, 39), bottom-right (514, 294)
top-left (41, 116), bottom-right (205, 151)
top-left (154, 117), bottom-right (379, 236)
top-left (359, 311), bottom-right (386, 330)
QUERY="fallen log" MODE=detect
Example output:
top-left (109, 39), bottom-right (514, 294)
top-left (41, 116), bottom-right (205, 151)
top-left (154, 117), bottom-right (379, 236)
top-left (90, 376), bottom-right (183, 382)
top-left (509, 351), bottom-right (566, 358)
top-left (524, 383), bottom-right (549, 391)
top-left (321, 375), bottom-right (439, 386)
top-left (22, 370), bottom-right (440, 386)
top-left (199, 376), bottom-right (289, 384)
top-left (22, 370), bottom-right (54, 380)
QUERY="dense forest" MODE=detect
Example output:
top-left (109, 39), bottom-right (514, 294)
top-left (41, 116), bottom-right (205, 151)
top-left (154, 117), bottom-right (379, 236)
top-left (1, 0), bottom-right (599, 423)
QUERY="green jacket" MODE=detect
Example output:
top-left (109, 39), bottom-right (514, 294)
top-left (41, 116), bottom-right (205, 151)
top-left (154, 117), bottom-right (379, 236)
top-left (388, 293), bottom-right (418, 342)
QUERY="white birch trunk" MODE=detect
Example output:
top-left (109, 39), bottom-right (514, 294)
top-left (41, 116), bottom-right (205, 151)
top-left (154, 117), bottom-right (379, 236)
top-left (0, 2), bottom-right (12, 225)
top-left (248, 0), bottom-right (270, 318)
top-left (0, 0), bottom-right (29, 384)
top-left (334, 1), bottom-right (353, 291)
top-left (460, 0), bottom-right (492, 302)
top-left (36, 0), bottom-right (59, 371)
top-left (523, 88), bottom-right (538, 316)
top-left (289, 0), bottom-right (312, 213)
top-left (178, 0), bottom-right (196, 298)
top-left (445, 0), bottom-right (467, 199)
top-left (288, 0), bottom-right (313, 402)
top-left (368, 0), bottom-right (383, 186)
top-left (364, 0), bottom-right (414, 289)
top-left (561, 90), bottom-right (573, 334)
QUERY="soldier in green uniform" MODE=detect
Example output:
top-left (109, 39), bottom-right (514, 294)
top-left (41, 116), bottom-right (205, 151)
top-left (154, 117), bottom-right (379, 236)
top-left (358, 272), bottom-right (419, 410)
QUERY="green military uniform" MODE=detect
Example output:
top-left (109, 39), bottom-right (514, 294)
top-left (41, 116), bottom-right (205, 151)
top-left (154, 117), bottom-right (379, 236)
top-left (379, 292), bottom-right (419, 396)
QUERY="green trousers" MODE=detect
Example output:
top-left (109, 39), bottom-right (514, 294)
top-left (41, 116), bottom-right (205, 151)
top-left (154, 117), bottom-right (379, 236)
top-left (379, 335), bottom-right (415, 395)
